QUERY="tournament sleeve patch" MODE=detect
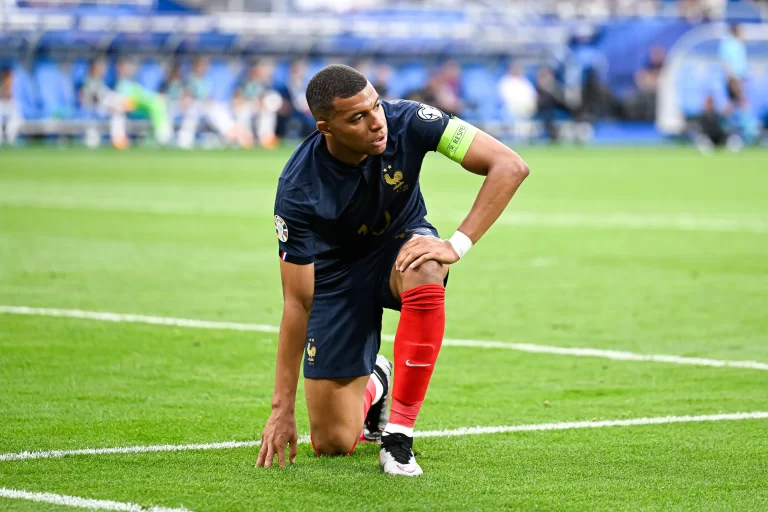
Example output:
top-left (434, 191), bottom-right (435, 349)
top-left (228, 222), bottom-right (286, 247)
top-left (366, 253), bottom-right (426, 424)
top-left (436, 118), bottom-right (479, 164)
top-left (417, 103), bottom-right (443, 122)
top-left (274, 215), bottom-right (289, 242)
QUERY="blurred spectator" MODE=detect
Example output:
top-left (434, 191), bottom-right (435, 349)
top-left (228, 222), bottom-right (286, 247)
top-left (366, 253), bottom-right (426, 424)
top-left (636, 44), bottom-right (665, 92)
top-left (159, 63), bottom-right (189, 120)
top-left (177, 57), bottom-right (247, 149)
top-left (691, 94), bottom-right (760, 154)
top-left (499, 63), bottom-right (537, 120)
top-left (371, 63), bottom-right (393, 100)
top-left (580, 66), bottom-right (628, 122)
top-left (159, 63), bottom-right (191, 142)
top-left (536, 67), bottom-right (571, 140)
top-left (114, 59), bottom-right (172, 147)
top-left (405, 62), bottom-right (463, 117)
top-left (693, 95), bottom-right (728, 153)
top-left (77, 59), bottom-right (130, 149)
top-left (232, 60), bottom-right (282, 149)
top-left (627, 44), bottom-right (665, 121)
top-left (405, 73), bottom-right (440, 108)
top-left (580, 67), bottom-right (605, 120)
top-left (277, 60), bottom-right (315, 139)
top-left (77, 59), bottom-right (111, 114)
top-left (719, 24), bottom-right (761, 145)
top-left (349, 60), bottom-right (391, 99)
top-left (437, 60), bottom-right (463, 115)
top-left (720, 24), bottom-right (748, 104)
top-left (0, 65), bottom-right (21, 146)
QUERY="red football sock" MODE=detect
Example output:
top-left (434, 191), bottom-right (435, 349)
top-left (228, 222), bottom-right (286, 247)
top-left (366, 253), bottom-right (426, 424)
top-left (363, 375), bottom-right (377, 418)
top-left (387, 284), bottom-right (445, 435)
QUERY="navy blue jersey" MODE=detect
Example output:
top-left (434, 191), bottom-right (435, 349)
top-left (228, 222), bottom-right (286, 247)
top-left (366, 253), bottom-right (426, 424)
top-left (274, 100), bottom-right (450, 277)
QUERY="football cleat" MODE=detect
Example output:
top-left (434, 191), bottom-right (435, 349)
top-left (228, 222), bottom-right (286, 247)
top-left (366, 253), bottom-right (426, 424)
top-left (379, 432), bottom-right (423, 476)
top-left (361, 355), bottom-right (392, 443)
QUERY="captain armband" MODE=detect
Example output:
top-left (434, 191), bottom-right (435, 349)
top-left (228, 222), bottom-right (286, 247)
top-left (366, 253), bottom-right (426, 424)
top-left (436, 118), bottom-right (479, 164)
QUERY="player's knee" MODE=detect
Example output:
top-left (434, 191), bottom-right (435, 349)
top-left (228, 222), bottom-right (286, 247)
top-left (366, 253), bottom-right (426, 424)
top-left (402, 260), bottom-right (445, 290)
top-left (310, 429), bottom-right (358, 457)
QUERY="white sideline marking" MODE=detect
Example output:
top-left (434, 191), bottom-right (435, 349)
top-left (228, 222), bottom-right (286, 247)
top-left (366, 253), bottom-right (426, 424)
top-left (0, 440), bottom-right (261, 462)
top-left (2, 305), bottom-right (768, 371)
top-left (1, 412), bottom-right (766, 462)
top-left (435, 338), bottom-right (768, 371)
top-left (0, 488), bottom-right (190, 512)
top-left (0, 306), bottom-right (279, 334)
top-left (492, 212), bottom-right (768, 234)
top-left (2, 195), bottom-right (767, 234)
top-left (416, 411), bottom-right (768, 437)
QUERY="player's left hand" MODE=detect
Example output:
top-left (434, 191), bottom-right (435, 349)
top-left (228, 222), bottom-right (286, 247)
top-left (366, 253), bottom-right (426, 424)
top-left (396, 235), bottom-right (459, 272)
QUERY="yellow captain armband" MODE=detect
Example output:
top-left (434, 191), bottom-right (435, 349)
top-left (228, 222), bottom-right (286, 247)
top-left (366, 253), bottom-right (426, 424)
top-left (436, 117), bottom-right (479, 164)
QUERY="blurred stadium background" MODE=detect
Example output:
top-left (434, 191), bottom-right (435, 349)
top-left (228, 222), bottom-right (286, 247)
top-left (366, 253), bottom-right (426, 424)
top-left (1, 0), bottom-right (767, 149)
top-left (2, 2), bottom-right (768, 510)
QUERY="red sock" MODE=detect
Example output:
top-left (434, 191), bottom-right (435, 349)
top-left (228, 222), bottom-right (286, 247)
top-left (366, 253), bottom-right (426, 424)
top-left (363, 376), bottom-right (377, 418)
top-left (387, 284), bottom-right (445, 435)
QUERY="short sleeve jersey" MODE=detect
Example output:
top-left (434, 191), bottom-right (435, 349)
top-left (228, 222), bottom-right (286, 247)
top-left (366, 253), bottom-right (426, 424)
top-left (274, 100), bottom-right (450, 277)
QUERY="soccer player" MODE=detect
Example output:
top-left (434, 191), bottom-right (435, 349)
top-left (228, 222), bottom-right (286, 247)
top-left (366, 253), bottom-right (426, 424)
top-left (257, 64), bottom-right (529, 476)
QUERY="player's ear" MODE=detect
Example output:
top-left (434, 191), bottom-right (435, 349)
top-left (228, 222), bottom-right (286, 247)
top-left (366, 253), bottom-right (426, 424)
top-left (317, 120), bottom-right (331, 137)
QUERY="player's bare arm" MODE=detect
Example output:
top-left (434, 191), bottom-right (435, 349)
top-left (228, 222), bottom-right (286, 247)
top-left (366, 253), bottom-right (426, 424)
top-left (255, 260), bottom-right (314, 468)
top-left (396, 128), bottom-right (530, 271)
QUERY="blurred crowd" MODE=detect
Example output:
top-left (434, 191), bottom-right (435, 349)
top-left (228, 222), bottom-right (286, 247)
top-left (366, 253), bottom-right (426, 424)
top-left (1, 56), bottom-right (492, 149)
top-left (0, 55), bottom-right (663, 148)
top-left (0, 22), bottom-right (764, 149)
top-left (690, 24), bottom-right (762, 152)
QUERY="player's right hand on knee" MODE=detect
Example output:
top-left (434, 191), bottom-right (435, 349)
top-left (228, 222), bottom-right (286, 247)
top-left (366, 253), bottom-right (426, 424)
top-left (255, 409), bottom-right (298, 468)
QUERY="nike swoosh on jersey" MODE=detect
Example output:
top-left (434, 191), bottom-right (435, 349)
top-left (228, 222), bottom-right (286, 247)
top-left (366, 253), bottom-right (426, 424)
top-left (405, 360), bottom-right (431, 368)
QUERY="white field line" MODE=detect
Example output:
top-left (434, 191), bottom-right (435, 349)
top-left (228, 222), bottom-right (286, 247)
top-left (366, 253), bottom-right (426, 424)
top-left (491, 212), bottom-right (768, 234)
top-left (2, 305), bottom-right (768, 371)
top-left (0, 488), bottom-right (190, 512)
top-left (0, 306), bottom-right (279, 334)
top-left (0, 440), bottom-right (261, 462)
top-left (2, 412), bottom-right (767, 463)
top-left (2, 194), bottom-right (767, 234)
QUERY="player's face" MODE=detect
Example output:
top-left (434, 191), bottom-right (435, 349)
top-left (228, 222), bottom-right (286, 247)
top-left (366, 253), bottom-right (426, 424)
top-left (327, 82), bottom-right (388, 156)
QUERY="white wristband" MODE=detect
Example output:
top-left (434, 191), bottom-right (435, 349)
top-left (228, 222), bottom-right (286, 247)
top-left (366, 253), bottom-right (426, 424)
top-left (448, 231), bottom-right (473, 260)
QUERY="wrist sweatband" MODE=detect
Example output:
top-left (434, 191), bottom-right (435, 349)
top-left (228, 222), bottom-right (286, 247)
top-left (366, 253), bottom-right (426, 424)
top-left (448, 231), bottom-right (473, 259)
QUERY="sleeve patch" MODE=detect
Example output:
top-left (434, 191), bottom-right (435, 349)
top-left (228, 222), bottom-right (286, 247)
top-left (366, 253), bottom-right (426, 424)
top-left (417, 103), bottom-right (443, 122)
top-left (274, 215), bottom-right (289, 242)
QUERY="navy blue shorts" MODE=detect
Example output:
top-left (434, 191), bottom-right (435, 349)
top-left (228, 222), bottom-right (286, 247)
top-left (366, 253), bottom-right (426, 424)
top-left (304, 222), bottom-right (440, 380)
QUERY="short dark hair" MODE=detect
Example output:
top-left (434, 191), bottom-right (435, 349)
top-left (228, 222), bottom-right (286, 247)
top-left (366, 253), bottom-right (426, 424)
top-left (306, 64), bottom-right (368, 120)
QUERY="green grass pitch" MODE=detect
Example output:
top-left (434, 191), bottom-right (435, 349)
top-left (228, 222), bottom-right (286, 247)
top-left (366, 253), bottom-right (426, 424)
top-left (1, 146), bottom-right (767, 511)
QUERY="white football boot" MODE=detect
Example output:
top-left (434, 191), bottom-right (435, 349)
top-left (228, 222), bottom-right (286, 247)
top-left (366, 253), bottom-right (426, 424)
top-left (379, 432), bottom-right (423, 477)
